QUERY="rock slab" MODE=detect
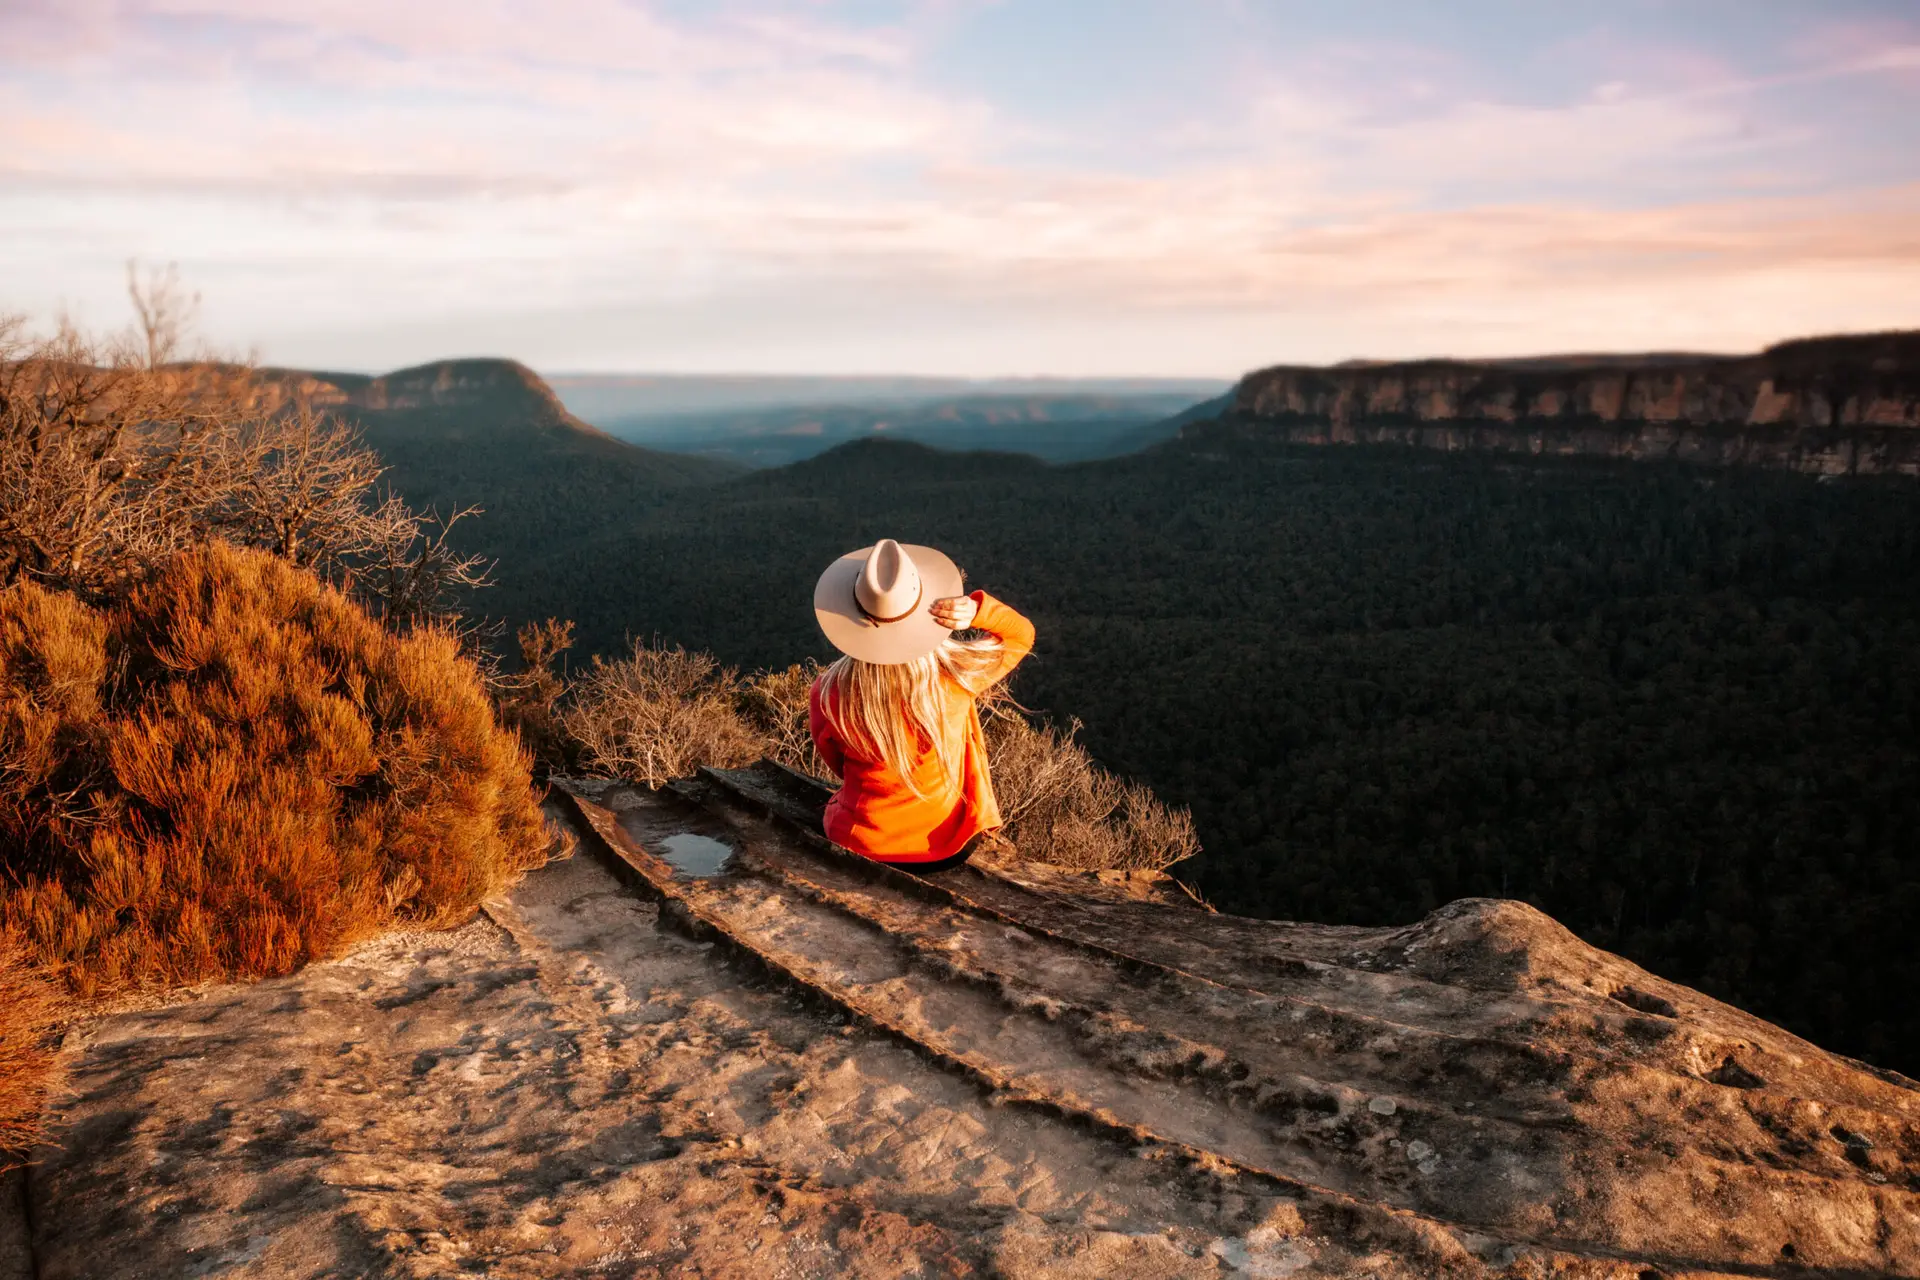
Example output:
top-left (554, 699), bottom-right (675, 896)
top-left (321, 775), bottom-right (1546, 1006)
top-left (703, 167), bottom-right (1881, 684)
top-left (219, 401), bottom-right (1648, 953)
top-left (20, 779), bottom-right (1920, 1278)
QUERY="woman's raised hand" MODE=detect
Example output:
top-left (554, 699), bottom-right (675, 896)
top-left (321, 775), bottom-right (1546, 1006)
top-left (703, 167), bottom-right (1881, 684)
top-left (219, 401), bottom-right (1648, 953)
top-left (929, 594), bottom-right (979, 631)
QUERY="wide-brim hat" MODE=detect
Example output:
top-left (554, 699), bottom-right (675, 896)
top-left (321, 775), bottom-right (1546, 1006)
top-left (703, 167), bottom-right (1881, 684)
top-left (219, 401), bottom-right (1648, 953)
top-left (814, 538), bottom-right (964, 665)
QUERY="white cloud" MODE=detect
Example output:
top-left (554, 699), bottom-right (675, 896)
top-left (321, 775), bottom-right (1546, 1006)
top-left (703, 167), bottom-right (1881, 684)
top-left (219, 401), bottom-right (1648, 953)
top-left (1, 0), bottom-right (1915, 372)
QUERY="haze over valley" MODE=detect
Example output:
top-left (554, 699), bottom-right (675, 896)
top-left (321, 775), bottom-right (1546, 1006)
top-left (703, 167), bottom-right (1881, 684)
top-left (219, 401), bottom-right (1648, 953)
top-left (546, 373), bottom-right (1231, 465)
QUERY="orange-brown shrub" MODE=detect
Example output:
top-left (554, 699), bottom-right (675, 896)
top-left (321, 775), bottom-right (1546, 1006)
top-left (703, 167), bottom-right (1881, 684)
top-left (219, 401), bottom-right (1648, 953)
top-left (0, 542), bottom-right (548, 997)
top-left (0, 932), bottom-right (62, 1169)
top-left (493, 617), bottom-right (581, 777)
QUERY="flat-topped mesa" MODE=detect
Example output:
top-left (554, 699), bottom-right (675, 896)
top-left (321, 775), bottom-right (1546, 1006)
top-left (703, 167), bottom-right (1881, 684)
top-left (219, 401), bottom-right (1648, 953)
top-left (344, 357), bottom-right (567, 417)
top-left (241, 357), bottom-right (637, 450)
top-left (246, 357), bottom-right (563, 419)
top-left (1215, 330), bottom-right (1920, 475)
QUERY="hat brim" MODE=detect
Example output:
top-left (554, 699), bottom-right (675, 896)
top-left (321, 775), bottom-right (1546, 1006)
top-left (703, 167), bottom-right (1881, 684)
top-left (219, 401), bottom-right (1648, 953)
top-left (814, 543), bottom-right (965, 665)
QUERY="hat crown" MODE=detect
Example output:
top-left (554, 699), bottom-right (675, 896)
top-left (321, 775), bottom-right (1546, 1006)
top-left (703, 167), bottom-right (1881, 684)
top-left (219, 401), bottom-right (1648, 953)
top-left (815, 539), bottom-right (961, 664)
top-left (854, 538), bottom-right (922, 623)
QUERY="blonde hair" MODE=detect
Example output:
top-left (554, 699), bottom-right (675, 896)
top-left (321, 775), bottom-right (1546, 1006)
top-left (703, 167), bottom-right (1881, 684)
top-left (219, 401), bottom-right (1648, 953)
top-left (819, 634), bottom-right (1004, 799)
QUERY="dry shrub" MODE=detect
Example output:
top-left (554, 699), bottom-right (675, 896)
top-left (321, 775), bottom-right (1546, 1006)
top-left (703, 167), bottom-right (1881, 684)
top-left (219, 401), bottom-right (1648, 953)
top-left (1, 283), bottom-right (488, 630)
top-left (738, 660), bottom-right (828, 778)
top-left (557, 653), bottom-right (824, 785)
top-left (0, 932), bottom-right (63, 1169)
top-left (0, 573), bottom-right (111, 857)
top-left (0, 541), bottom-right (548, 997)
top-left (494, 617), bottom-right (579, 777)
top-left (984, 711), bottom-right (1199, 873)
top-left (553, 639), bottom-right (1197, 873)
top-left (562, 641), bottom-right (761, 787)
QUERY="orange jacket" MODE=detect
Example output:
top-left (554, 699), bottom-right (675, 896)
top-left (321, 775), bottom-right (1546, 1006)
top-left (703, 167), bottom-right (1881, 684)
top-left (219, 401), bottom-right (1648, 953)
top-left (808, 591), bottom-right (1035, 863)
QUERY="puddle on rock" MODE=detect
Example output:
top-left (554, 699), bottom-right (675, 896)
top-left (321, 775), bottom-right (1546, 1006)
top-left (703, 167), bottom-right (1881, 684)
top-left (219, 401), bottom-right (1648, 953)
top-left (654, 832), bottom-right (735, 879)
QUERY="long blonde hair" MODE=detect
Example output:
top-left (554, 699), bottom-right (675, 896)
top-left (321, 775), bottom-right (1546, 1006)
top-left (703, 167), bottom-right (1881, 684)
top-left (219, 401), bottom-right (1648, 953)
top-left (819, 634), bottom-right (1003, 798)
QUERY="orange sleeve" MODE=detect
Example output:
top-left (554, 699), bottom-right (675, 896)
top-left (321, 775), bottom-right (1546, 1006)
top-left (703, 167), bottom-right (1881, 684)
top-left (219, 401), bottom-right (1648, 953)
top-left (961, 590), bottom-right (1034, 691)
top-left (808, 676), bottom-right (847, 778)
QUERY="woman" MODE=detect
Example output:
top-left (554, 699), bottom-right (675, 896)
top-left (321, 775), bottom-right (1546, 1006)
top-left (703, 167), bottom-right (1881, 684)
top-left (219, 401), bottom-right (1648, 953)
top-left (809, 538), bottom-right (1034, 871)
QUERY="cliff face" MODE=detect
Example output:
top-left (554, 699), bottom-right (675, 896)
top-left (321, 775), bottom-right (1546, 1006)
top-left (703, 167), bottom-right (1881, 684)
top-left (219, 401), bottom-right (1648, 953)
top-left (346, 358), bottom-right (570, 419)
top-left (255, 358), bottom-right (612, 436)
top-left (1217, 331), bottom-right (1920, 475)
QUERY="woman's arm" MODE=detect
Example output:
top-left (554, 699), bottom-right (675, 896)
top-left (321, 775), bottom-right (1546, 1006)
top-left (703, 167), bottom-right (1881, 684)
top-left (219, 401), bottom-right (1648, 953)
top-left (932, 590), bottom-right (1034, 691)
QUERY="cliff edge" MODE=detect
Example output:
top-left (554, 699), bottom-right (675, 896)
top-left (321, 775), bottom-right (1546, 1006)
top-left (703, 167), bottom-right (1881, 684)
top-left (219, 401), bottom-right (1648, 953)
top-left (18, 763), bottom-right (1917, 1278)
top-left (1211, 330), bottom-right (1920, 475)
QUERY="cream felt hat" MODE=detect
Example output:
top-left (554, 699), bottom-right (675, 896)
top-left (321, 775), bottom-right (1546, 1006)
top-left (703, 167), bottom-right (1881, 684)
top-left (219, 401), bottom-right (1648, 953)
top-left (814, 538), bottom-right (965, 665)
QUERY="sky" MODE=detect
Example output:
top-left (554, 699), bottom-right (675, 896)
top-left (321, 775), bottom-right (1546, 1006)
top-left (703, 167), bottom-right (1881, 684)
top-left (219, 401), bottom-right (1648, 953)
top-left (3, 0), bottom-right (1919, 377)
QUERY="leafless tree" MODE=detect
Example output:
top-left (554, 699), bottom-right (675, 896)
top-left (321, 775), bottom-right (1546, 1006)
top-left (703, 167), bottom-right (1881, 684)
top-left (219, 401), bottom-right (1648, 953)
top-left (0, 316), bottom-right (237, 596)
top-left (1, 274), bottom-right (490, 632)
top-left (204, 407), bottom-right (382, 567)
top-left (127, 260), bottom-right (199, 370)
top-left (350, 498), bottom-right (493, 631)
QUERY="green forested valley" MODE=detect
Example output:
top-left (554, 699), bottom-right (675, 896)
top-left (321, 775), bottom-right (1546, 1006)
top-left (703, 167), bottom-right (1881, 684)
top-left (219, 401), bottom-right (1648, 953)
top-left (371, 418), bottom-right (1920, 1073)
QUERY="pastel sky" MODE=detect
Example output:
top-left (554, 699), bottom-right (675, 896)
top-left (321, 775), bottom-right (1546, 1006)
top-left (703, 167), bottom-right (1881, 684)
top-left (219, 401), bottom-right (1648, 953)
top-left (4, 1), bottom-right (1919, 376)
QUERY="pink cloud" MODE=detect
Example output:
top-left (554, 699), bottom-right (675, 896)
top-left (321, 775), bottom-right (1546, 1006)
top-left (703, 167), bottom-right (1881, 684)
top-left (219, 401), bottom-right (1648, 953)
top-left (1, 1), bottom-right (1915, 372)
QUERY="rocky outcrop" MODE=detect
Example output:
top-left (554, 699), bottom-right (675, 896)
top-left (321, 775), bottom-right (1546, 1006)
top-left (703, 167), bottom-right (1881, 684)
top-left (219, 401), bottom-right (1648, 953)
top-left (247, 357), bottom-right (624, 442)
top-left (344, 358), bottom-right (570, 419)
top-left (1211, 331), bottom-right (1920, 475)
top-left (26, 822), bottom-right (1347, 1279)
top-left (22, 767), bottom-right (1917, 1278)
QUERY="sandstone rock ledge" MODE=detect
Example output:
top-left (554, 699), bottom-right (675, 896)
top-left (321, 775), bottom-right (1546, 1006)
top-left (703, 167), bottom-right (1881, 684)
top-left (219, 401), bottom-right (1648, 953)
top-left (1219, 331), bottom-right (1920, 476)
top-left (12, 777), bottom-right (1919, 1279)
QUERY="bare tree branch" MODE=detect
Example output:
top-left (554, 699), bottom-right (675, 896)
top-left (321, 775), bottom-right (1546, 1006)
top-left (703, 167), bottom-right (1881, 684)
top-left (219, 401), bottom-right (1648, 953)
top-left (348, 498), bottom-right (494, 632)
top-left (126, 260), bottom-right (199, 371)
top-left (2, 275), bottom-right (489, 637)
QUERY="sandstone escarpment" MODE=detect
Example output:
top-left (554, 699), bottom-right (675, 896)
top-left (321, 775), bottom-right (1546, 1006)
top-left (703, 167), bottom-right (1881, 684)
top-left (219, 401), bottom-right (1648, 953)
top-left (344, 358), bottom-right (571, 418)
top-left (21, 764), bottom-right (1916, 1278)
top-left (246, 357), bottom-right (623, 441)
top-left (1214, 330), bottom-right (1920, 475)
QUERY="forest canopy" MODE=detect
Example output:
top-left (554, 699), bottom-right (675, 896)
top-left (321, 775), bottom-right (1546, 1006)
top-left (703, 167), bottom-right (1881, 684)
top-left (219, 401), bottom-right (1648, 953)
top-left (367, 420), bottom-right (1920, 1073)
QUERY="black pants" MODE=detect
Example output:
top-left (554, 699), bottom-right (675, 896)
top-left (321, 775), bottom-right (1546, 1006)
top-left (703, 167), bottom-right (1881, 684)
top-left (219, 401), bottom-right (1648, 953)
top-left (874, 833), bottom-right (981, 875)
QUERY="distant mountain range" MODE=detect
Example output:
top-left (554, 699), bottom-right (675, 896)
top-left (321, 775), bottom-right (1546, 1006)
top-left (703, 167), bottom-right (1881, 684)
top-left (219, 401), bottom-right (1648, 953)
top-left (543, 373), bottom-right (1232, 466)
top-left (256, 359), bottom-right (737, 573)
top-left (257, 332), bottom-right (1920, 604)
top-left (276, 330), bottom-right (1920, 499)
top-left (546, 372), bottom-right (1232, 418)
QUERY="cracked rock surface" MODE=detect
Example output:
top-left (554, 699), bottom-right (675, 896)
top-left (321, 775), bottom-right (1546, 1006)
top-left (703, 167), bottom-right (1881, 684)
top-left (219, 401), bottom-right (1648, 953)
top-left (20, 773), bottom-right (1920, 1278)
top-left (29, 849), bottom-right (1362, 1278)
